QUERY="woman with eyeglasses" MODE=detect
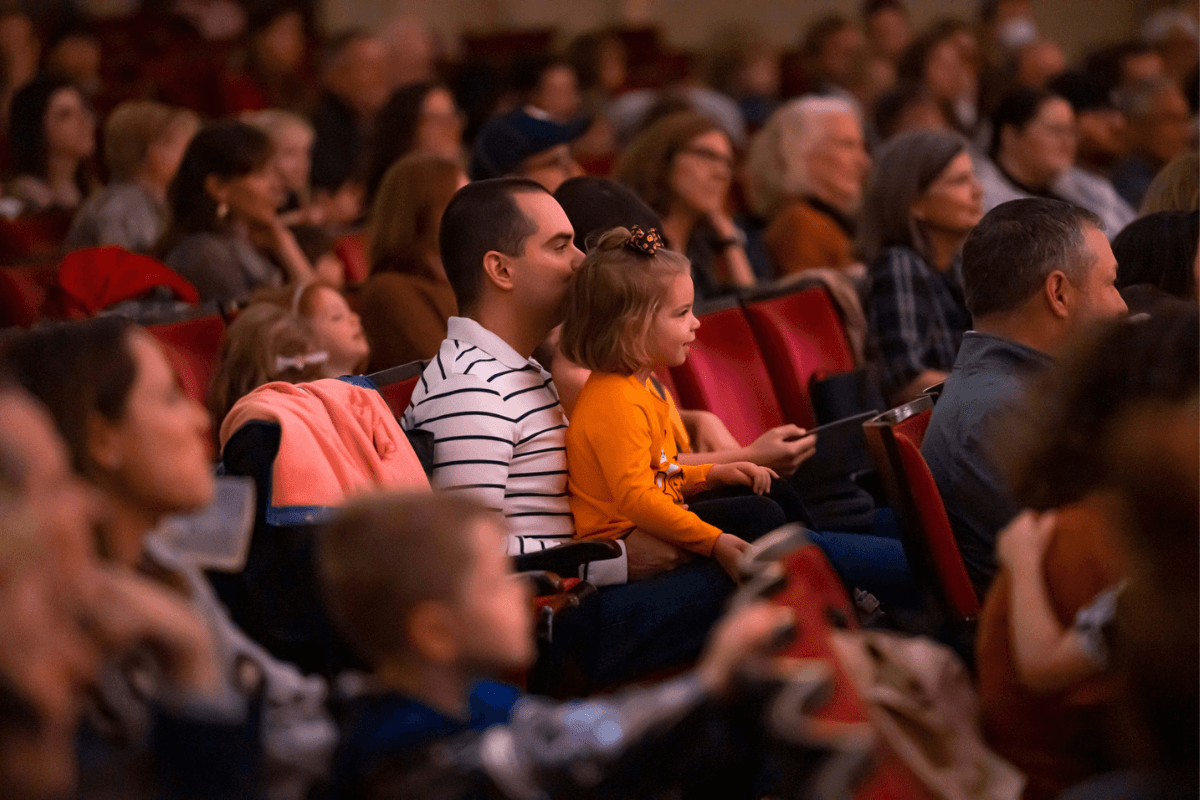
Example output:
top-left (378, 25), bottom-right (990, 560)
top-left (616, 111), bottom-right (760, 298)
top-left (975, 87), bottom-right (1135, 239)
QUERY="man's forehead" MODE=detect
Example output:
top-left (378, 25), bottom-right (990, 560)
top-left (514, 191), bottom-right (573, 236)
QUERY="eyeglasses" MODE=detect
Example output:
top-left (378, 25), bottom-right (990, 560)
top-left (679, 145), bottom-right (734, 170)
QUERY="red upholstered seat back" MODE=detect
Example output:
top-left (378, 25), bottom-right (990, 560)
top-left (0, 263), bottom-right (56, 327)
top-left (334, 234), bottom-right (369, 286)
top-left (864, 399), bottom-right (979, 620)
top-left (668, 305), bottom-right (786, 446)
top-left (367, 360), bottom-right (426, 420)
top-left (146, 314), bottom-right (227, 405)
top-left (743, 286), bottom-right (855, 429)
top-left (0, 211), bottom-right (71, 265)
top-left (784, 543), bottom-right (859, 630)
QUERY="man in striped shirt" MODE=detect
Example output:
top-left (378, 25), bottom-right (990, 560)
top-left (402, 178), bottom-right (643, 584)
top-left (401, 177), bottom-right (739, 686)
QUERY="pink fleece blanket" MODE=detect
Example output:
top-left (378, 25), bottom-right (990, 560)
top-left (220, 379), bottom-right (429, 507)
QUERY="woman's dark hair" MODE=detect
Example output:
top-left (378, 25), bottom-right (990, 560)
top-left (897, 19), bottom-right (972, 85)
top-left (1007, 305), bottom-right (1200, 510)
top-left (159, 121), bottom-right (273, 253)
top-left (554, 176), bottom-right (662, 253)
top-left (6, 76), bottom-right (92, 190)
top-left (361, 82), bottom-right (443, 205)
top-left (1, 316), bottom-right (137, 479)
top-left (1112, 210), bottom-right (1200, 299)
top-left (988, 87), bottom-right (1061, 158)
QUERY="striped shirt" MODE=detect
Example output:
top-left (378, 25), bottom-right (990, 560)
top-left (402, 317), bottom-right (627, 585)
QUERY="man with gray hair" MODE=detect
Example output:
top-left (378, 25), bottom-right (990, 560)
top-left (921, 197), bottom-right (1126, 596)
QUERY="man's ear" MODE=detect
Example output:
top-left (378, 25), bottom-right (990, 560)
top-left (406, 601), bottom-right (461, 664)
top-left (481, 250), bottom-right (516, 293)
top-left (1044, 270), bottom-right (1072, 319)
top-left (86, 413), bottom-right (124, 474)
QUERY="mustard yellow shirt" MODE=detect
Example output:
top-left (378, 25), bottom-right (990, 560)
top-left (566, 372), bottom-right (720, 555)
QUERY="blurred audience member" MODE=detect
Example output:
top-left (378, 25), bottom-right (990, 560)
top-left (5, 76), bottom-right (95, 214)
top-left (800, 14), bottom-right (867, 99)
top-left (162, 121), bottom-right (319, 305)
top-left (222, 6), bottom-right (314, 115)
top-left (859, 129), bottom-right (981, 404)
top-left (923, 198), bottom-right (1126, 598)
top-left (241, 109), bottom-right (322, 224)
top-left (871, 81), bottom-right (952, 142)
top-left (1141, 6), bottom-right (1199, 88)
top-left (171, 0), bottom-right (247, 42)
top-left (978, 88), bottom-right (1135, 238)
top-left (1112, 210), bottom-right (1200, 309)
top-left (65, 102), bottom-right (198, 253)
top-left (898, 20), bottom-right (981, 135)
top-left (359, 154), bottom-right (464, 371)
top-left (746, 95), bottom-right (870, 276)
top-left (1111, 77), bottom-right (1193, 208)
top-left (566, 29), bottom-right (628, 111)
top-left (44, 30), bottom-right (102, 105)
top-left (863, 0), bottom-right (913, 65)
top-left (6, 316), bottom-right (338, 797)
top-left (362, 82), bottom-right (464, 206)
top-left (981, 306), bottom-right (1198, 800)
top-left (378, 14), bottom-right (438, 89)
top-left (617, 111), bottom-right (757, 295)
top-left (1084, 41), bottom-right (1166, 100)
top-left (309, 32), bottom-right (391, 210)
top-left (471, 106), bottom-right (585, 192)
top-left (1049, 72), bottom-right (1128, 176)
top-left (251, 281), bottom-right (370, 379)
top-left (0, 11), bottom-right (40, 124)
top-left (1013, 39), bottom-right (1067, 90)
top-left (513, 54), bottom-right (583, 124)
top-left (206, 302), bottom-right (327, 428)
top-left (1138, 150), bottom-right (1199, 214)
top-left (703, 26), bottom-right (782, 129)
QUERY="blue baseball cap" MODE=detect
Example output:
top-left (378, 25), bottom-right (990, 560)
top-left (470, 107), bottom-right (591, 181)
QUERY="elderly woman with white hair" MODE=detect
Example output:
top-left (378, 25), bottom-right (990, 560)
top-left (746, 94), bottom-right (871, 277)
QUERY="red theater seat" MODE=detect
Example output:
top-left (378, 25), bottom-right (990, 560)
top-left (0, 263), bottom-right (57, 328)
top-left (367, 359), bottom-right (426, 420)
top-left (0, 211), bottom-right (72, 265)
top-left (668, 303), bottom-right (786, 446)
top-left (863, 397), bottom-right (979, 622)
top-left (146, 314), bottom-right (228, 405)
top-left (333, 233), bottom-right (369, 285)
top-left (742, 285), bottom-right (856, 429)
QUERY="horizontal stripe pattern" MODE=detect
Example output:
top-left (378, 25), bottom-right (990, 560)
top-left (402, 333), bottom-right (574, 553)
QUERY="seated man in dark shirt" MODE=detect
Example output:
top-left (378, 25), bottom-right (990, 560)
top-left (318, 492), bottom-right (794, 799)
top-left (922, 198), bottom-right (1127, 597)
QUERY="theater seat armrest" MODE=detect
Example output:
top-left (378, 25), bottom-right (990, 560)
top-left (516, 571), bottom-right (565, 596)
top-left (513, 540), bottom-right (622, 577)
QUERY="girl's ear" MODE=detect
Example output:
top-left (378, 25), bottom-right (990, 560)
top-left (481, 250), bottom-right (515, 293)
top-left (203, 173), bottom-right (229, 205)
top-left (86, 413), bottom-right (124, 474)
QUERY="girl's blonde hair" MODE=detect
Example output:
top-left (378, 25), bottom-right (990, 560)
top-left (559, 227), bottom-right (691, 376)
top-left (205, 303), bottom-right (327, 428)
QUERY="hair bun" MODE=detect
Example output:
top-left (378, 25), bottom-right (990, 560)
top-left (625, 225), bottom-right (663, 256)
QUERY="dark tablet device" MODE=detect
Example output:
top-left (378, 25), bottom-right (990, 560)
top-left (785, 409), bottom-right (879, 440)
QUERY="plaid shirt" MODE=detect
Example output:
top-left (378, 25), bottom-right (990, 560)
top-left (866, 246), bottom-right (971, 402)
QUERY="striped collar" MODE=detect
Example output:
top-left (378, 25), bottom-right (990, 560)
top-left (446, 316), bottom-right (538, 371)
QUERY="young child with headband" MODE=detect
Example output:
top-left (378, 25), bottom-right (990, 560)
top-left (560, 226), bottom-right (778, 581)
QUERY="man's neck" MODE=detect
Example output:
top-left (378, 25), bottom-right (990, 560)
top-left (471, 304), bottom-right (550, 361)
top-left (972, 312), bottom-right (1058, 356)
top-left (375, 657), bottom-right (473, 719)
top-left (133, 171), bottom-right (168, 204)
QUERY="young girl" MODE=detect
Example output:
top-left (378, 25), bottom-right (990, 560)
top-left (254, 280), bottom-right (371, 378)
top-left (560, 226), bottom-right (777, 581)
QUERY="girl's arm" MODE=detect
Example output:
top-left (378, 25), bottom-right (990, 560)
top-left (677, 416), bottom-right (816, 476)
top-left (997, 511), bottom-right (1101, 693)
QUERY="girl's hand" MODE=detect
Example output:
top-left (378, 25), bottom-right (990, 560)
top-left (711, 533), bottom-right (752, 582)
top-left (708, 462), bottom-right (778, 495)
top-left (996, 510), bottom-right (1057, 571)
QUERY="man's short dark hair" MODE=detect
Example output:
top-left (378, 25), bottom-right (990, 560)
top-left (439, 178), bottom-right (548, 314)
top-left (962, 198), bottom-right (1103, 318)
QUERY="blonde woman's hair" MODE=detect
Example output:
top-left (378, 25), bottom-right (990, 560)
top-left (745, 94), bottom-right (860, 218)
top-left (1140, 151), bottom-right (1200, 215)
top-left (205, 302), bottom-right (326, 427)
top-left (559, 227), bottom-right (691, 376)
top-left (104, 101), bottom-right (199, 182)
